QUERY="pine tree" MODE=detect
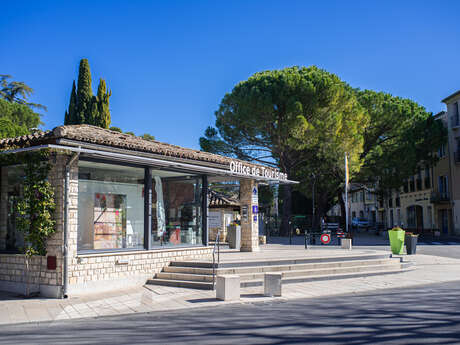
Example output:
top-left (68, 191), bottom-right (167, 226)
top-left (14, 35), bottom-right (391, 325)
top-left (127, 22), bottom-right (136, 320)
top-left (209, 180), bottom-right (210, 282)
top-left (64, 81), bottom-right (77, 125)
top-left (75, 59), bottom-right (92, 124)
top-left (96, 78), bottom-right (111, 128)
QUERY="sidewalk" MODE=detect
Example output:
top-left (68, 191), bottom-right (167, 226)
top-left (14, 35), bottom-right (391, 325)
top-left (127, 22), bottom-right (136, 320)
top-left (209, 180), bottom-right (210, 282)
top-left (1, 251), bottom-right (460, 326)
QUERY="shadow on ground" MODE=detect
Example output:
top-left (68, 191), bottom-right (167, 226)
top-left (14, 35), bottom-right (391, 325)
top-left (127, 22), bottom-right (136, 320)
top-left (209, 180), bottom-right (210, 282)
top-left (1, 281), bottom-right (460, 345)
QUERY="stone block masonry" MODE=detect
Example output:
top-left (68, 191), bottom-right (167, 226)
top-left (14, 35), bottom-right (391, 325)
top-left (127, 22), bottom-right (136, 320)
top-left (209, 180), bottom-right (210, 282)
top-left (67, 247), bottom-right (212, 295)
top-left (216, 274), bottom-right (240, 301)
top-left (239, 179), bottom-right (259, 252)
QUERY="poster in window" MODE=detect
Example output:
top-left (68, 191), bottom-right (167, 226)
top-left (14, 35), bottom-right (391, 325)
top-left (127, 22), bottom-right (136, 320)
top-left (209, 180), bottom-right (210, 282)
top-left (93, 193), bottom-right (126, 249)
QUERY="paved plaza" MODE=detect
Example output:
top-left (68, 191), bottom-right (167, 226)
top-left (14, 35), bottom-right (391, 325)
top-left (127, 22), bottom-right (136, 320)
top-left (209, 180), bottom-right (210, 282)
top-left (2, 281), bottom-right (460, 345)
top-left (1, 242), bottom-right (460, 326)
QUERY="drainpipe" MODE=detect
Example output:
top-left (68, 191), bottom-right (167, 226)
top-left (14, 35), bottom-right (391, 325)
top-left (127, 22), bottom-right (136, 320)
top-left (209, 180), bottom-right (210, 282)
top-left (62, 152), bottom-right (79, 298)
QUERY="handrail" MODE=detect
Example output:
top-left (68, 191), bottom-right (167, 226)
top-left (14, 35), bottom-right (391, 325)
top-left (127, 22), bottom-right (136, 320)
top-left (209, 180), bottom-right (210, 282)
top-left (212, 229), bottom-right (221, 290)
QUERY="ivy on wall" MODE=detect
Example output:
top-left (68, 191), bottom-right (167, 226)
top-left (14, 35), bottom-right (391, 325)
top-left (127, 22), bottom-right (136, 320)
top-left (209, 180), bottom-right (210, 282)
top-left (0, 149), bottom-right (56, 256)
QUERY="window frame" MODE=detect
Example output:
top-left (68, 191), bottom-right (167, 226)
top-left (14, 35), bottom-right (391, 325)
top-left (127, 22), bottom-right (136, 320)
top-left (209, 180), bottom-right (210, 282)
top-left (76, 158), bottom-right (209, 254)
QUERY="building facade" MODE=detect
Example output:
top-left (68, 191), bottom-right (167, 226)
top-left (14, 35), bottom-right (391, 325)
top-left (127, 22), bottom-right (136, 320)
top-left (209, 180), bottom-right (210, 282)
top-left (442, 91), bottom-right (460, 235)
top-left (0, 125), bottom-right (293, 298)
top-left (430, 111), bottom-right (453, 235)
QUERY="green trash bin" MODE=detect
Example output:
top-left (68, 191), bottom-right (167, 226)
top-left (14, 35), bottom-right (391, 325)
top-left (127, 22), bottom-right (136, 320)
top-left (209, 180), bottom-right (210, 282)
top-left (388, 228), bottom-right (405, 254)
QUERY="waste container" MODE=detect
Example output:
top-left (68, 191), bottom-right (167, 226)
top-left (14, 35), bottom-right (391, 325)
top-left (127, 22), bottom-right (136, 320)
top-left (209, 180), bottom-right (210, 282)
top-left (388, 228), bottom-right (405, 254)
top-left (228, 224), bottom-right (241, 249)
top-left (405, 233), bottom-right (418, 255)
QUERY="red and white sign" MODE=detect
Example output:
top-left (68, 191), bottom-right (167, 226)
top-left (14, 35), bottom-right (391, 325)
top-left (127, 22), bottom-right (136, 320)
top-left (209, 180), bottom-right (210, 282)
top-left (320, 233), bottom-right (331, 244)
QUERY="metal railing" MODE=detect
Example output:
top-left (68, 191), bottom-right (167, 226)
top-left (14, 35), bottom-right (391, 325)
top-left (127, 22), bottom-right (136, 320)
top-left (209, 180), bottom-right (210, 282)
top-left (430, 191), bottom-right (450, 203)
top-left (212, 230), bottom-right (221, 290)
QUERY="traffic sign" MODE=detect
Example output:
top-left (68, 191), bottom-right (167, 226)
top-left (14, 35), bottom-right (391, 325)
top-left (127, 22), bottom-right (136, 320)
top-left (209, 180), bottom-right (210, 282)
top-left (320, 233), bottom-right (331, 244)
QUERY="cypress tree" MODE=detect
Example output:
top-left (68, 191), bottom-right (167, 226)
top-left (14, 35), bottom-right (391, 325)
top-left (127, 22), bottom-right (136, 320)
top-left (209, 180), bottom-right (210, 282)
top-left (64, 80), bottom-right (77, 125)
top-left (75, 59), bottom-right (92, 124)
top-left (89, 96), bottom-right (99, 126)
top-left (96, 78), bottom-right (111, 129)
top-left (64, 59), bottom-right (112, 128)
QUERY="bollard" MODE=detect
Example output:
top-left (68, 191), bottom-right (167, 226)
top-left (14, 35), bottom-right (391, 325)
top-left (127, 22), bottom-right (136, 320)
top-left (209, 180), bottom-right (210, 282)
top-left (341, 238), bottom-right (352, 250)
top-left (216, 275), bottom-right (240, 301)
top-left (264, 273), bottom-right (282, 297)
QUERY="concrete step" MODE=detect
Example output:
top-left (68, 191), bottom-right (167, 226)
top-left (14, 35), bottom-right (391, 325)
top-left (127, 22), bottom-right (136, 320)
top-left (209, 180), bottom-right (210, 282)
top-left (224, 262), bottom-right (402, 282)
top-left (157, 261), bottom-right (401, 283)
top-left (241, 265), bottom-right (415, 287)
top-left (146, 278), bottom-right (214, 290)
top-left (148, 253), bottom-right (411, 290)
top-left (164, 258), bottom-right (396, 276)
top-left (156, 272), bottom-right (214, 282)
top-left (171, 253), bottom-right (391, 269)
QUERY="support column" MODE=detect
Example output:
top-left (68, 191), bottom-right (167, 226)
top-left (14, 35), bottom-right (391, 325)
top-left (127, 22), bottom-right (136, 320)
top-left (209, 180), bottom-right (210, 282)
top-left (240, 179), bottom-right (259, 252)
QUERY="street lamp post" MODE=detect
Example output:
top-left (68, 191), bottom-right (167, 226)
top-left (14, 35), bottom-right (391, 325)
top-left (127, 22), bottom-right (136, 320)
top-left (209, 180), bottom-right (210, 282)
top-left (311, 172), bottom-right (316, 231)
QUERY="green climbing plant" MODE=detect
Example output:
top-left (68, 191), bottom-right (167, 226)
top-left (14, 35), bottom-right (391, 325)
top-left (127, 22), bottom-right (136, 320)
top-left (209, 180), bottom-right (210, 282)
top-left (14, 152), bottom-right (56, 256)
top-left (0, 150), bottom-right (56, 256)
top-left (1, 149), bottom-right (56, 296)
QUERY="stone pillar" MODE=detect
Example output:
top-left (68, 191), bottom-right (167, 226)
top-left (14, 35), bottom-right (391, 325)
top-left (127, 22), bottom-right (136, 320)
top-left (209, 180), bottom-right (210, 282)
top-left (239, 179), bottom-right (259, 252)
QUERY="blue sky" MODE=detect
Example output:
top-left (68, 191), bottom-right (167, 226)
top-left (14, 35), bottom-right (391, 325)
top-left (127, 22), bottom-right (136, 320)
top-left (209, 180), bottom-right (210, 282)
top-left (1, 0), bottom-right (459, 149)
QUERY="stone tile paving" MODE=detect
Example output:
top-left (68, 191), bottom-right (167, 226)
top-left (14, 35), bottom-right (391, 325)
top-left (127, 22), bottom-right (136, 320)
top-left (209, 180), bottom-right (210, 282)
top-left (1, 252), bottom-right (460, 326)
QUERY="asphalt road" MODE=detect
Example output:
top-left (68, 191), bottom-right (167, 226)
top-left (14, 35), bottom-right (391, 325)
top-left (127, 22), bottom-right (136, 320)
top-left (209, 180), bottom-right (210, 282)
top-left (268, 235), bottom-right (460, 259)
top-left (2, 281), bottom-right (460, 345)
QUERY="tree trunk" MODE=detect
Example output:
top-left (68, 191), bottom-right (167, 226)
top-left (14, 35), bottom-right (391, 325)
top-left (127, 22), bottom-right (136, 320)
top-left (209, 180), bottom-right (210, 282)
top-left (280, 183), bottom-right (292, 236)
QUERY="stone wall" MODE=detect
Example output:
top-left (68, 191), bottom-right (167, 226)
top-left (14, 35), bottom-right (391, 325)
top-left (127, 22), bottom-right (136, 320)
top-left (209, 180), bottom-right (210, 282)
top-left (67, 247), bottom-right (212, 294)
top-left (0, 255), bottom-right (46, 294)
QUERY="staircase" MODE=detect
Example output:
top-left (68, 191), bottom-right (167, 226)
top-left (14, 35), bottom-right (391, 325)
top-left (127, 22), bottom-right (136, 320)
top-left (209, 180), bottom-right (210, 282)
top-left (146, 253), bottom-right (413, 290)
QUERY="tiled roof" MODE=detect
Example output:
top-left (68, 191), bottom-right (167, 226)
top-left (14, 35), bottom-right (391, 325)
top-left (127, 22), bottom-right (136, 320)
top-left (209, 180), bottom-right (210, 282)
top-left (0, 125), bottom-right (255, 168)
top-left (208, 189), bottom-right (240, 207)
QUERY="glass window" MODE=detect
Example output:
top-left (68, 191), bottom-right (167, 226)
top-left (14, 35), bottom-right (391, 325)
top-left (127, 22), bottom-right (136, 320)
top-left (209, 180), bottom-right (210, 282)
top-left (151, 171), bottom-right (203, 248)
top-left (0, 165), bottom-right (25, 252)
top-left (77, 161), bottom-right (145, 251)
top-left (407, 206), bottom-right (416, 228)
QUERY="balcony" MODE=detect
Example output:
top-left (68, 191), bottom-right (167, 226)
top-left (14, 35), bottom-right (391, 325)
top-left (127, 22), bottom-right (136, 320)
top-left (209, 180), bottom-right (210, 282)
top-left (430, 191), bottom-right (450, 204)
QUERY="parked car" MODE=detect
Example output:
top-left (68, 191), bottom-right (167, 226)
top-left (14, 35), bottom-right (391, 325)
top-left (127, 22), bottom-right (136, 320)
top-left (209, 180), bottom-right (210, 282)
top-left (352, 217), bottom-right (369, 229)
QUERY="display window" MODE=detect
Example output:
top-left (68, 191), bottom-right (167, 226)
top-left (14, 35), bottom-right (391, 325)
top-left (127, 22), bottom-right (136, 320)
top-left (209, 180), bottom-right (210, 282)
top-left (77, 160), bottom-right (205, 253)
top-left (77, 161), bottom-right (145, 251)
top-left (151, 173), bottom-right (203, 248)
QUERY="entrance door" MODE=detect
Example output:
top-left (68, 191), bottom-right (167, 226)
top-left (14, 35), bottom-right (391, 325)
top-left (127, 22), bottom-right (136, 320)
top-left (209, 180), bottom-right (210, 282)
top-left (440, 209), bottom-right (449, 234)
top-left (415, 206), bottom-right (424, 232)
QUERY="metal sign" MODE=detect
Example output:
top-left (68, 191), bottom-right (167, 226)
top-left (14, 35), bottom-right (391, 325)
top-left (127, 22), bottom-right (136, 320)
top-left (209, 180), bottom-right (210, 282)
top-left (252, 205), bottom-right (258, 214)
top-left (320, 233), bottom-right (331, 244)
top-left (208, 211), bottom-right (222, 228)
top-left (336, 231), bottom-right (346, 238)
top-left (252, 187), bottom-right (258, 204)
top-left (242, 205), bottom-right (249, 223)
